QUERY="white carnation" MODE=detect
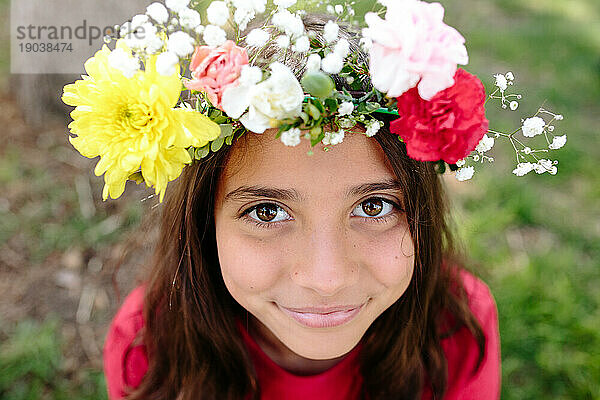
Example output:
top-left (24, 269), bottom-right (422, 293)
top-left (522, 117), bottom-right (546, 138)
top-left (281, 128), bottom-right (302, 146)
top-left (334, 38), bottom-right (350, 58)
top-left (321, 52), bottom-right (344, 74)
top-left (108, 48), bottom-right (140, 78)
top-left (323, 20), bottom-right (339, 43)
top-left (233, 62), bottom-right (304, 133)
top-left (475, 134), bottom-right (495, 153)
top-left (203, 25), bottom-right (227, 46)
top-left (246, 28), bottom-right (270, 47)
top-left (167, 31), bottom-right (195, 57)
top-left (338, 102), bottom-right (354, 116)
top-left (179, 8), bottom-right (202, 29)
top-left (146, 3), bottom-right (169, 24)
top-left (155, 51), bottom-right (179, 76)
top-left (306, 54), bottom-right (321, 72)
top-left (292, 36), bottom-right (310, 52)
top-left (512, 162), bottom-right (534, 176)
top-left (239, 65), bottom-right (263, 85)
top-left (165, 0), bottom-right (190, 13)
top-left (206, 1), bottom-right (229, 26)
top-left (455, 166), bottom-right (475, 181)
top-left (549, 135), bottom-right (567, 150)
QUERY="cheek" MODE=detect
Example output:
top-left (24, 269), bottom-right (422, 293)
top-left (357, 222), bottom-right (414, 287)
top-left (216, 223), bottom-right (289, 294)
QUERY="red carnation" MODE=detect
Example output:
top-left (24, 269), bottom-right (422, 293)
top-left (389, 69), bottom-right (489, 164)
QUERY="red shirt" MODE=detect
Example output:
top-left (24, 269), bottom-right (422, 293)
top-left (104, 271), bottom-right (500, 399)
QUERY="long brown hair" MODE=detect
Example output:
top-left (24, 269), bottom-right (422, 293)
top-left (128, 15), bottom-right (485, 400)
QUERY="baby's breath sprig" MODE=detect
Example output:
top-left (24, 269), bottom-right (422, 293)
top-left (458, 72), bottom-right (567, 180)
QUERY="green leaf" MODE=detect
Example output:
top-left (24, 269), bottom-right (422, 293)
top-left (219, 124), bottom-right (234, 138)
top-left (324, 98), bottom-right (339, 113)
top-left (210, 137), bottom-right (225, 152)
top-left (196, 145), bottom-right (210, 159)
top-left (306, 103), bottom-right (321, 120)
top-left (225, 135), bottom-right (234, 145)
top-left (299, 111), bottom-right (310, 124)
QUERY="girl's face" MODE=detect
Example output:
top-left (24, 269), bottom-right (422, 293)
top-left (214, 130), bottom-right (414, 361)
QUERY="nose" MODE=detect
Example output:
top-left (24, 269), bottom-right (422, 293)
top-left (291, 224), bottom-right (359, 297)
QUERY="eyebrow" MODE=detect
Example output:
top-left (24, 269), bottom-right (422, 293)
top-left (223, 179), bottom-right (403, 203)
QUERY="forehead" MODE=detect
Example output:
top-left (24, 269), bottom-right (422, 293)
top-left (217, 130), bottom-right (396, 198)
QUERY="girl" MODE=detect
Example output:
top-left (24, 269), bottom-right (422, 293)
top-left (60, 2), bottom-right (517, 399)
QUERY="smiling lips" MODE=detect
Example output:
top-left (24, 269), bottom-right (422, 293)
top-left (278, 303), bottom-right (366, 328)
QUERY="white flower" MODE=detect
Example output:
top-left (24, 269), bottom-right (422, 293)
top-left (359, 37), bottom-right (373, 51)
top-left (194, 25), bottom-right (205, 35)
top-left (239, 65), bottom-right (263, 86)
top-left (145, 33), bottom-right (165, 54)
top-left (322, 130), bottom-right (345, 145)
top-left (475, 134), bottom-right (495, 153)
top-left (272, 9), bottom-right (305, 38)
top-left (335, 4), bottom-right (344, 14)
top-left (223, 63), bottom-right (304, 133)
top-left (207, 1), bottom-right (229, 26)
top-left (179, 8), bottom-right (202, 29)
top-left (165, 0), bottom-right (190, 13)
top-left (555, 114), bottom-right (564, 121)
top-left (327, 5), bottom-right (335, 14)
top-left (234, 8), bottom-right (254, 31)
top-left (334, 38), bottom-right (350, 58)
top-left (167, 31), bottom-right (195, 57)
top-left (456, 159), bottom-right (466, 167)
top-left (108, 47), bottom-right (140, 78)
top-left (123, 22), bottom-right (158, 51)
top-left (512, 162), bottom-right (534, 176)
top-left (274, 0), bottom-right (297, 8)
top-left (146, 3), bottom-right (169, 24)
top-left (549, 135), bottom-right (567, 150)
top-left (365, 119), bottom-right (382, 137)
top-left (494, 74), bottom-right (508, 91)
top-left (505, 71), bottom-right (515, 81)
top-left (510, 101), bottom-right (519, 111)
top-left (362, 2), bottom-right (468, 100)
top-left (323, 20), bottom-right (339, 43)
top-left (522, 116), bottom-right (546, 137)
top-left (338, 102), bottom-right (354, 116)
top-left (203, 25), bottom-right (227, 46)
top-left (455, 166), bottom-right (474, 181)
top-left (281, 127), bottom-right (302, 146)
top-left (348, 7), bottom-right (355, 16)
top-left (130, 14), bottom-right (149, 30)
top-left (306, 54), bottom-right (321, 72)
top-left (156, 51), bottom-right (180, 76)
top-left (247, 28), bottom-right (270, 47)
top-left (276, 35), bottom-right (290, 48)
top-left (339, 118), bottom-right (355, 129)
top-left (321, 52), bottom-right (344, 74)
top-left (292, 36), bottom-right (310, 52)
top-left (534, 159), bottom-right (557, 175)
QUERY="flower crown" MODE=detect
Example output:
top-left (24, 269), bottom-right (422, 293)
top-left (62, 0), bottom-right (567, 202)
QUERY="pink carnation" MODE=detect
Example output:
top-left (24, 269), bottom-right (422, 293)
top-left (362, 0), bottom-right (468, 101)
top-left (185, 40), bottom-right (249, 110)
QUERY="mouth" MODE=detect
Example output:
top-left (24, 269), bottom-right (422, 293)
top-left (277, 302), bottom-right (367, 328)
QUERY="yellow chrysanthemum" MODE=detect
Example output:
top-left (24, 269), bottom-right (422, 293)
top-left (62, 41), bottom-right (220, 201)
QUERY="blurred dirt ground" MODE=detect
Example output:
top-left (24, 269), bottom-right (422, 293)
top-left (0, 88), bottom-right (158, 383)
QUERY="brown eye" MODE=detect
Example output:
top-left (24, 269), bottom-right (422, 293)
top-left (361, 199), bottom-right (384, 216)
top-left (256, 204), bottom-right (279, 221)
top-left (352, 197), bottom-right (396, 220)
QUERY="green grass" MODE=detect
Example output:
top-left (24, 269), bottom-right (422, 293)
top-left (0, 319), bottom-right (107, 400)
